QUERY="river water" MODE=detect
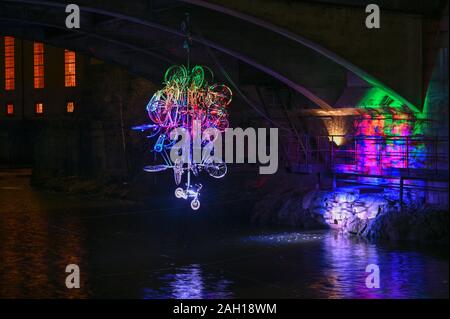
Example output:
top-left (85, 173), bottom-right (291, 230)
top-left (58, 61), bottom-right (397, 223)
top-left (0, 170), bottom-right (448, 298)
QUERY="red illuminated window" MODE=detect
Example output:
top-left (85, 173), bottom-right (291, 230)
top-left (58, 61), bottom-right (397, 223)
top-left (66, 101), bottom-right (75, 113)
top-left (4, 36), bottom-right (15, 90)
top-left (64, 50), bottom-right (76, 87)
top-left (6, 103), bottom-right (14, 116)
top-left (33, 42), bottom-right (45, 89)
top-left (35, 102), bottom-right (44, 114)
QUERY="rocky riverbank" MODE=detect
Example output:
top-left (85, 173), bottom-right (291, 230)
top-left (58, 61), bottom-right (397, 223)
top-left (343, 207), bottom-right (449, 244)
top-left (251, 184), bottom-right (449, 244)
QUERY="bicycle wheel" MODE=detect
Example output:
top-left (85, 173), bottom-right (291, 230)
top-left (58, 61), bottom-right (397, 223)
top-left (143, 165), bottom-right (169, 172)
top-left (164, 65), bottom-right (188, 86)
top-left (214, 116), bottom-right (229, 132)
top-left (190, 199), bottom-right (200, 210)
top-left (147, 92), bottom-right (171, 126)
top-left (175, 187), bottom-right (185, 199)
top-left (190, 65), bottom-right (205, 89)
top-left (202, 66), bottom-right (214, 86)
top-left (205, 157), bottom-right (227, 178)
top-left (208, 84), bottom-right (232, 107)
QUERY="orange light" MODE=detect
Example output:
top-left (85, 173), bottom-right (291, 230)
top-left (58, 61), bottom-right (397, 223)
top-left (4, 36), bottom-right (15, 90)
top-left (66, 101), bottom-right (75, 113)
top-left (324, 117), bottom-right (348, 146)
top-left (6, 103), bottom-right (14, 115)
top-left (64, 50), bottom-right (76, 87)
top-left (35, 102), bottom-right (44, 114)
top-left (33, 42), bottom-right (45, 89)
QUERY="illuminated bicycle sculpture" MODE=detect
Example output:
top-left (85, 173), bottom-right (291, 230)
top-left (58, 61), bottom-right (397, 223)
top-left (132, 65), bottom-right (232, 210)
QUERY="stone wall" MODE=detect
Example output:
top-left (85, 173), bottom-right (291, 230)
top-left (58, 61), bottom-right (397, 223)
top-left (343, 207), bottom-right (449, 244)
top-left (251, 182), bottom-right (448, 243)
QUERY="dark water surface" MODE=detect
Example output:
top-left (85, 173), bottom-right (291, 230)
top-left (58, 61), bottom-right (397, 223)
top-left (0, 170), bottom-right (448, 298)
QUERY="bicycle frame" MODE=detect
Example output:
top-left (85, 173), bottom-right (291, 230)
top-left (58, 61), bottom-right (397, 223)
top-left (132, 64), bottom-right (232, 210)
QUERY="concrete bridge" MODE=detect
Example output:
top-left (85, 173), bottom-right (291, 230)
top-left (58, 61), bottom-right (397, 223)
top-left (0, 0), bottom-right (448, 190)
top-left (0, 0), bottom-right (447, 113)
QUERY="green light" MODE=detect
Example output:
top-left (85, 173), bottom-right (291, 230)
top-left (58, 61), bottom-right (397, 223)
top-left (358, 87), bottom-right (404, 110)
top-left (356, 87), bottom-right (427, 136)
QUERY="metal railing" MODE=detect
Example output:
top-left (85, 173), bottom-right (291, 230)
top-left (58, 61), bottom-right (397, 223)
top-left (285, 134), bottom-right (449, 178)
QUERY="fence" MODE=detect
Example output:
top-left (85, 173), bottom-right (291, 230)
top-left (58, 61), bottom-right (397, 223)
top-left (285, 134), bottom-right (449, 179)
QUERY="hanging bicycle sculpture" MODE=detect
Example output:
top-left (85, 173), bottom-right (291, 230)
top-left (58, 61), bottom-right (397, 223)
top-left (132, 65), bottom-right (232, 210)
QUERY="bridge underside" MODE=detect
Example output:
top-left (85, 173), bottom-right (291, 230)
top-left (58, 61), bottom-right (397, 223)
top-left (0, 0), bottom-right (447, 111)
top-left (0, 0), bottom-right (448, 190)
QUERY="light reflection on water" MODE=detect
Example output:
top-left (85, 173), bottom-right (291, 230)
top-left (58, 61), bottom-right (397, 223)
top-left (132, 231), bottom-right (449, 299)
top-left (0, 210), bottom-right (89, 298)
top-left (319, 232), bottom-right (449, 299)
top-left (244, 232), bottom-right (325, 244)
top-left (0, 171), bottom-right (448, 298)
top-left (319, 232), bottom-right (383, 299)
top-left (0, 172), bottom-right (89, 298)
top-left (242, 231), bottom-right (448, 299)
top-left (142, 264), bottom-right (233, 299)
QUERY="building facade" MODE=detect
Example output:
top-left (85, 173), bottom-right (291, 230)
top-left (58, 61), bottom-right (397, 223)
top-left (0, 37), bottom-right (86, 120)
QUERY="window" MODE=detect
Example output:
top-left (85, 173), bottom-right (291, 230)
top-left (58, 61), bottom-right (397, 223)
top-left (64, 50), bottom-right (76, 87)
top-left (6, 103), bottom-right (14, 116)
top-left (66, 101), bottom-right (75, 113)
top-left (35, 102), bottom-right (44, 114)
top-left (4, 36), bottom-right (15, 90)
top-left (33, 42), bottom-right (44, 89)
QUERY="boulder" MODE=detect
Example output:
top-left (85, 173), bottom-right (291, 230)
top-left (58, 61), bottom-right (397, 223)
top-left (342, 215), bottom-right (369, 235)
top-left (360, 207), bottom-right (449, 243)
